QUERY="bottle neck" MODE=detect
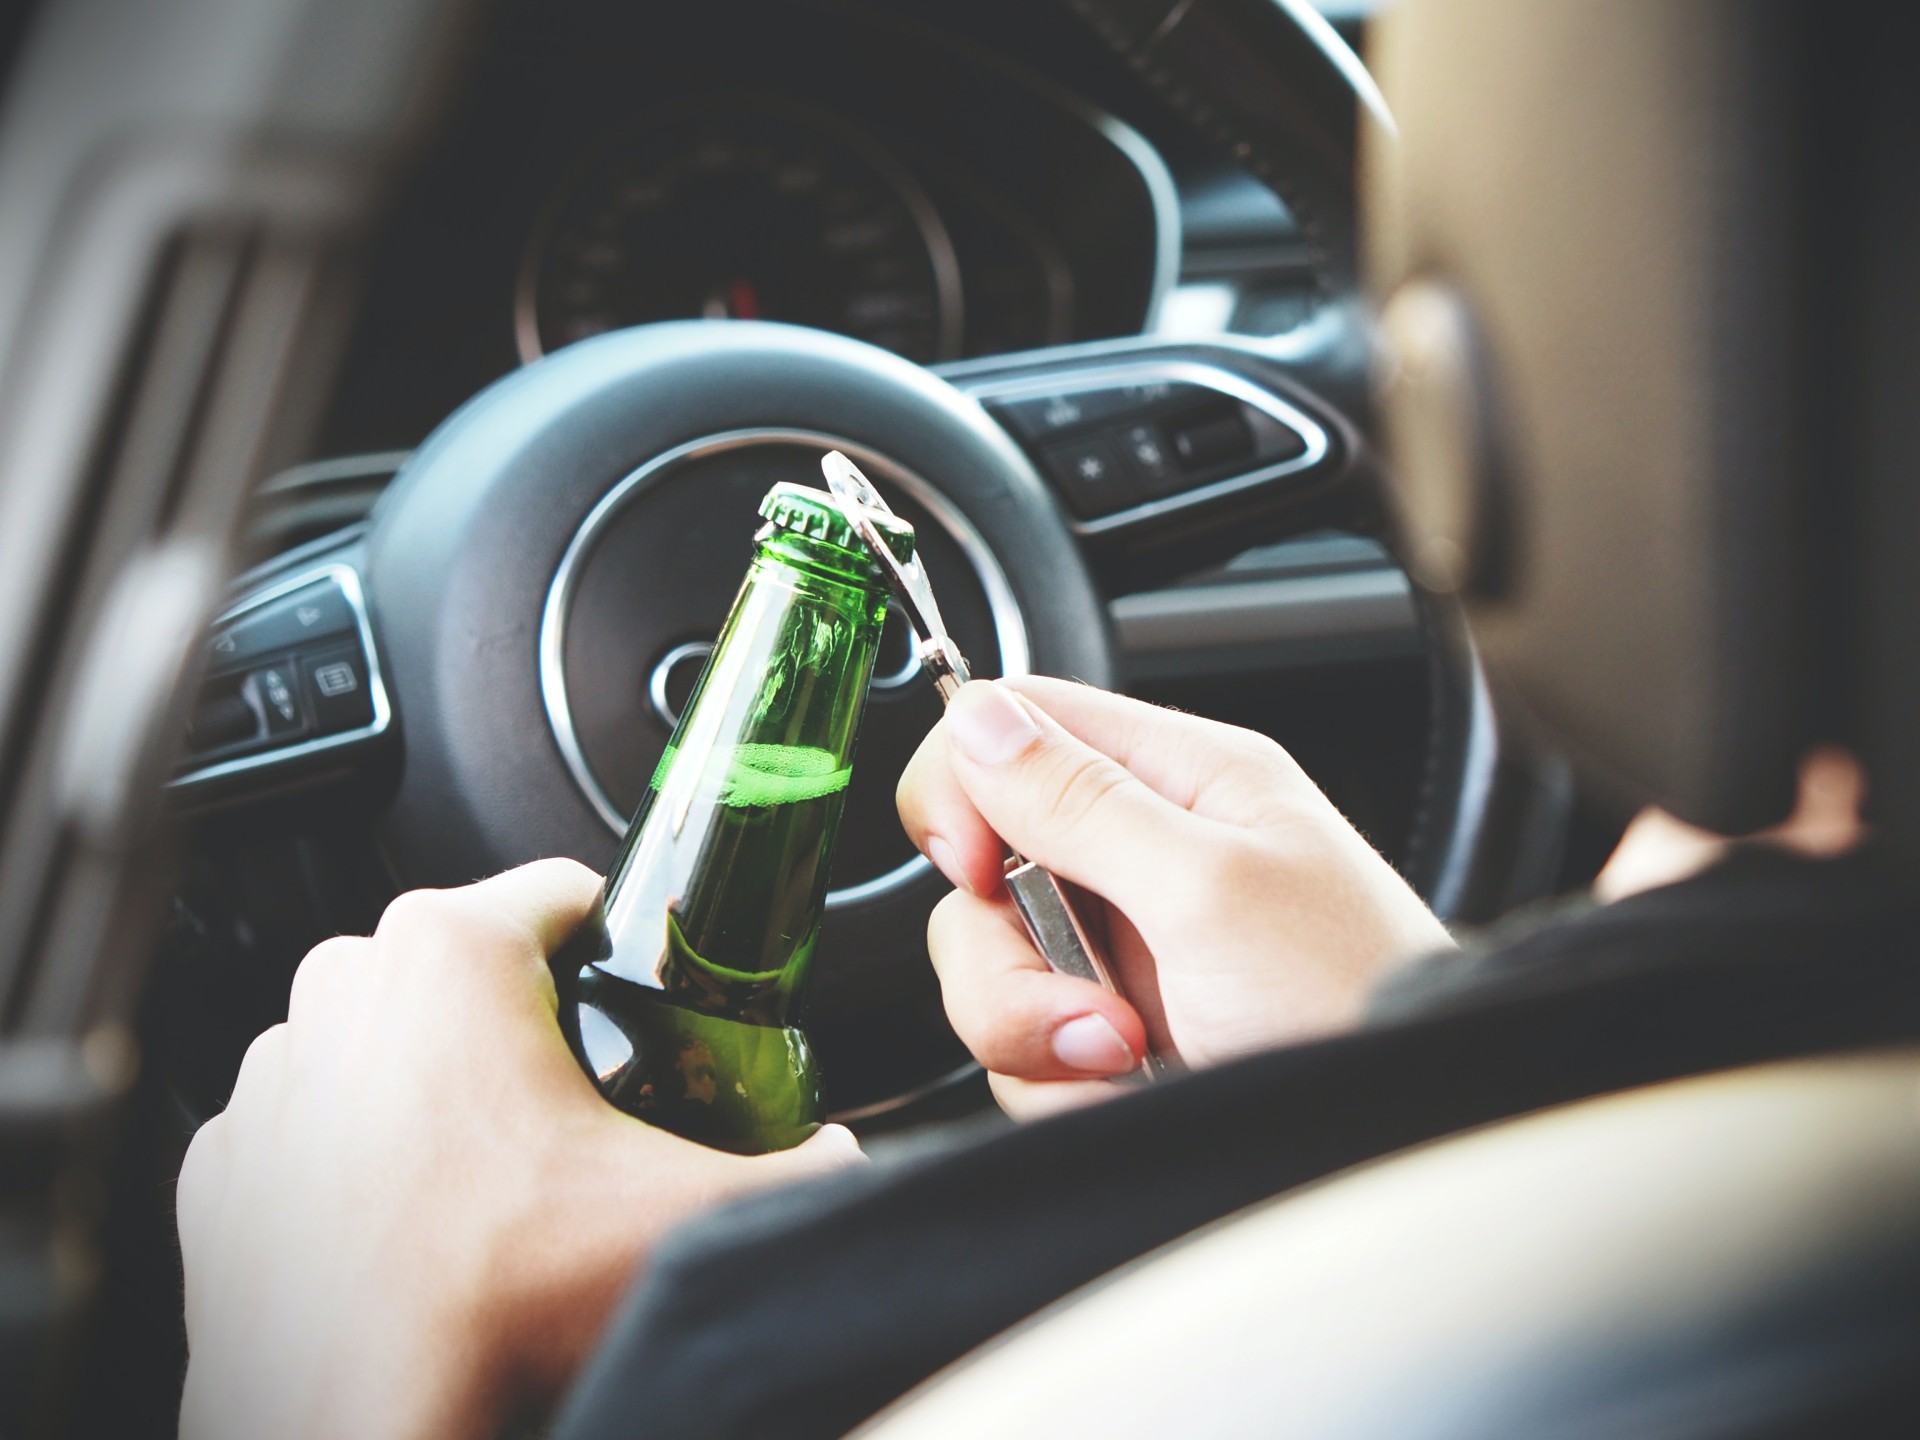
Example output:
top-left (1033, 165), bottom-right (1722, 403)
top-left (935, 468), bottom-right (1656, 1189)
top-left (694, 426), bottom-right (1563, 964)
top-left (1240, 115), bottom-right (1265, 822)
top-left (753, 526), bottom-right (889, 598)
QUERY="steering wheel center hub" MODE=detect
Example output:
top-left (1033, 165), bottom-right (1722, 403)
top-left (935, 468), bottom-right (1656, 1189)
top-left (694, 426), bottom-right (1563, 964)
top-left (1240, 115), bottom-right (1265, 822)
top-left (539, 427), bottom-right (1028, 906)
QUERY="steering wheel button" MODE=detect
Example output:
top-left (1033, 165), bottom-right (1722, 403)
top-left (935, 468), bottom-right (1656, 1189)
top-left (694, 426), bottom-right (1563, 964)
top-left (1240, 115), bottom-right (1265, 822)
top-left (250, 662), bottom-right (306, 736)
top-left (990, 387), bottom-right (1131, 442)
top-left (1170, 407), bottom-right (1256, 474)
top-left (1121, 380), bottom-right (1214, 413)
top-left (303, 644), bottom-right (375, 734)
top-left (1041, 435), bottom-right (1141, 518)
top-left (185, 687), bottom-right (261, 754)
top-left (1115, 422), bottom-right (1179, 494)
top-left (213, 579), bottom-right (356, 671)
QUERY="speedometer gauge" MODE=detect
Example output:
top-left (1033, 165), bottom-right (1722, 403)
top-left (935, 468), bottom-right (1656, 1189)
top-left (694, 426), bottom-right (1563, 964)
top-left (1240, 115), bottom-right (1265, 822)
top-left (516, 103), bottom-right (963, 364)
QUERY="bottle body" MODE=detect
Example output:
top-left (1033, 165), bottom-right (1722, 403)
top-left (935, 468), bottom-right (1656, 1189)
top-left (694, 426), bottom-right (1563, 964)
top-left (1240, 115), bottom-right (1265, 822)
top-left (552, 493), bottom-right (896, 1153)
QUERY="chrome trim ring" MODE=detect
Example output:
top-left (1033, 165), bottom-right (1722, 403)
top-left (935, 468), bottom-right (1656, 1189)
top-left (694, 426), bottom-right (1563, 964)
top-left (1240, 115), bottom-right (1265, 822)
top-left (169, 562), bottom-right (393, 791)
top-left (539, 428), bottom-right (1030, 910)
top-left (869, 600), bottom-right (926, 692)
top-left (645, 640), bottom-right (715, 729)
top-left (829, 1058), bottom-right (983, 1126)
top-left (959, 357), bottom-right (1333, 538)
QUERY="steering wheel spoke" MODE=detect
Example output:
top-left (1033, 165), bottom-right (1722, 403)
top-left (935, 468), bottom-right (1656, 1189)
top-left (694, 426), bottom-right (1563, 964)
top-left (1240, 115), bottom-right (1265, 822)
top-left (168, 549), bottom-right (395, 808)
top-left (944, 338), bottom-right (1367, 580)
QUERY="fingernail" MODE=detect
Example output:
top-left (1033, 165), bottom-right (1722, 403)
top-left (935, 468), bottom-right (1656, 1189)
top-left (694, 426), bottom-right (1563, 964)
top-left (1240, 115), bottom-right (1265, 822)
top-left (947, 683), bottom-right (1039, 767)
top-left (927, 837), bottom-right (971, 894)
top-left (1052, 1014), bottom-right (1135, 1074)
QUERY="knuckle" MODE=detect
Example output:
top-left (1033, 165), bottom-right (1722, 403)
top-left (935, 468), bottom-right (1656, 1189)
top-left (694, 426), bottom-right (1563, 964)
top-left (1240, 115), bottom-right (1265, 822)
top-left (376, 887), bottom-right (460, 939)
top-left (286, 936), bottom-right (365, 1017)
top-left (528, 856), bottom-right (599, 889)
top-left (1202, 725), bottom-right (1299, 798)
top-left (511, 858), bottom-right (604, 918)
top-left (178, 1113), bottom-right (222, 1184)
top-left (232, 1022), bottom-right (288, 1094)
top-left (968, 1000), bottom-right (1054, 1077)
top-left (1037, 752), bottom-right (1135, 837)
top-left (1226, 724), bottom-right (1291, 771)
top-left (176, 1115), bottom-right (227, 1224)
top-left (1182, 834), bottom-right (1281, 917)
top-left (376, 886), bottom-right (508, 964)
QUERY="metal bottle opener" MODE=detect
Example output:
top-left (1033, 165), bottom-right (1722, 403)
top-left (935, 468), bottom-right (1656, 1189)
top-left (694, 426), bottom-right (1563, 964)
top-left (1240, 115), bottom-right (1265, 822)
top-left (821, 451), bottom-right (1157, 1083)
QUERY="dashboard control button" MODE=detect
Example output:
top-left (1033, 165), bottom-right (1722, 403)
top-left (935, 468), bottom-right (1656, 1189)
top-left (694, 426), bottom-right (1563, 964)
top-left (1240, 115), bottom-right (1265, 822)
top-left (1041, 435), bottom-right (1141, 517)
top-left (251, 661), bottom-right (306, 736)
top-left (212, 580), bottom-right (356, 671)
top-left (302, 644), bottom-right (374, 734)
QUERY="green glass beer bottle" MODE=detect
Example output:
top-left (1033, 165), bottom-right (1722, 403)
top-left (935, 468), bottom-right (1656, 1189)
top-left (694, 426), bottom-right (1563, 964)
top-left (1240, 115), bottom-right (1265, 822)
top-left (551, 480), bottom-right (910, 1154)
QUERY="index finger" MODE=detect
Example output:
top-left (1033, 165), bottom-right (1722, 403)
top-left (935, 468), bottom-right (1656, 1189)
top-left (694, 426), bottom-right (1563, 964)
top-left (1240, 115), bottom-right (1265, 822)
top-left (1000, 677), bottom-right (1309, 821)
top-left (895, 678), bottom-right (1307, 892)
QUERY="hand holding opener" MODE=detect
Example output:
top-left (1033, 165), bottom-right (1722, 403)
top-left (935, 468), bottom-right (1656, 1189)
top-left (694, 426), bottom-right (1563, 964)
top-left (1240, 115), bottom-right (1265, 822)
top-left (820, 451), bottom-right (1158, 1083)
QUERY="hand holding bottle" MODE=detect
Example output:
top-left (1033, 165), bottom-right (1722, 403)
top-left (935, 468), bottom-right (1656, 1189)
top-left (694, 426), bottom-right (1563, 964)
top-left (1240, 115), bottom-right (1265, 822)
top-left (176, 860), bottom-right (861, 1440)
top-left (896, 678), bottom-right (1455, 1118)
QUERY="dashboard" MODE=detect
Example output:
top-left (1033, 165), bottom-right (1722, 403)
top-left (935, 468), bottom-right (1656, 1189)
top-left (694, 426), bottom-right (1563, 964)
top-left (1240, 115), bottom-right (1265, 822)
top-left (311, 0), bottom-right (1316, 460)
top-left (515, 99), bottom-right (976, 364)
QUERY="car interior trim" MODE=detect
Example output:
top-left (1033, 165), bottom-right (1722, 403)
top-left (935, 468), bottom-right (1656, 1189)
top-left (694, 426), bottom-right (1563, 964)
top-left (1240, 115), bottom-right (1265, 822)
top-left (1081, 106), bottom-right (1183, 333)
top-left (1270, 0), bottom-right (1395, 136)
top-left (934, 314), bottom-right (1351, 383)
top-left (538, 427), bottom-right (1031, 911)
top-left (828, 1058), bottom-right (984, 1126)
top-left (645, 640), bottom-right (716, 731)
top-left (1110, 565), bottom-right (1419, 679)
top-left (255, 450), bottom-right (414, 497)
top-left (1418, 639), bottom-right (1500, 922)
top-left (838, 0), bottom-right (1185, 338)
top-left (168, 562), bottom-right (394, 792)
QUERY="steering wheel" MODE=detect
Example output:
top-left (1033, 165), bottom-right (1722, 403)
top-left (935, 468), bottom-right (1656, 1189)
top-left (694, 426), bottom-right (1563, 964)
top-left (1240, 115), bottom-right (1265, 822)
top-left (166, 0), bottom-right (1509, 1123)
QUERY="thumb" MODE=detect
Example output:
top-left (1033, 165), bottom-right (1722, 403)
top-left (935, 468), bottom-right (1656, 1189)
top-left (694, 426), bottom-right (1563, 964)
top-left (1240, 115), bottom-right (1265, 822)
top-left (943, 680), bottom-right (1210, 902)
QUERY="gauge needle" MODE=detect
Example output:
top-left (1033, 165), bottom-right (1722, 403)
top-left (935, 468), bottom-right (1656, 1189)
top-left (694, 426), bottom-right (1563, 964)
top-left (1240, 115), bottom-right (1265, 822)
top-left (704, 277), bottom-right (762, 320)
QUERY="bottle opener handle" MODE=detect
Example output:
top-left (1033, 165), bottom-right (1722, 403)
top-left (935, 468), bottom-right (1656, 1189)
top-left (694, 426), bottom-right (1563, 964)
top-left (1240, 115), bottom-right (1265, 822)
top-left (1003, 856), bottom-right (1159, 1083)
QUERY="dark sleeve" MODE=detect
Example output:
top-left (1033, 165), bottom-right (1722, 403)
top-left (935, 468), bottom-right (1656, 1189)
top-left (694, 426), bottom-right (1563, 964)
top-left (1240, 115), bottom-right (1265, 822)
top-left (552, 852), bottom-right (1920, 1440)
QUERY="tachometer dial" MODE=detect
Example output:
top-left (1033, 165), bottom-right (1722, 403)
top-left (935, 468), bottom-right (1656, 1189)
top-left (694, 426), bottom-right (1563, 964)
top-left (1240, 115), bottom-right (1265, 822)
top-left (517, 104), bottom-right (962, 363)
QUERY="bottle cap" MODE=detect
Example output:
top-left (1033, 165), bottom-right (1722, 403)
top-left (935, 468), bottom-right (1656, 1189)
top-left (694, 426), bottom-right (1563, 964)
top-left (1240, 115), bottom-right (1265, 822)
top-left (759, 480), bottom-right (915, 566)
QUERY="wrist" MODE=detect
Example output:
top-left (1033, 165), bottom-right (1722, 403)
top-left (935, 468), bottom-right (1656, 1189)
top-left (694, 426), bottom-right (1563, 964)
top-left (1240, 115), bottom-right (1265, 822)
top-left (475, 1112), bottom-right (679, 1403)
